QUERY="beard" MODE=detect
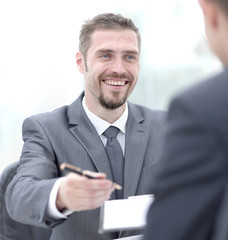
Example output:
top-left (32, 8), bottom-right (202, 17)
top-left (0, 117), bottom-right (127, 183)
top-left (99, 92), bottom-right (127, 109)
top-left (98, 72), bottom-right (131, 109)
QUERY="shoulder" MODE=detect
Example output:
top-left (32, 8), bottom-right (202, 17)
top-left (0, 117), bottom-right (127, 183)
top-left (173, 68), bottom-right (228, 110)
top-left (24, 104), bottom-right (69, 127)
top-left (23, 93), bottom-right (84, 127)
top-left (168, 68), bottom-right (228, 131)
top-left (128, 102), bottom-right (166, 125)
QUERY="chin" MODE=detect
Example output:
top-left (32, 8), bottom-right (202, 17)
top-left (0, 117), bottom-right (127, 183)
top-left (99, 97), bottom-right (126, 110)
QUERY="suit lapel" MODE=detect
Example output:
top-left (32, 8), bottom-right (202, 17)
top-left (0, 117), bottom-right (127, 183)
top-left (67, 93), bottom-right (114, 185)
top-left (123, 103), bottom-right (148, 198)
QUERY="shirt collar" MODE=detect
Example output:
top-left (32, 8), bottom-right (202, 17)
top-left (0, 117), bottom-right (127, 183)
top-left (82, 97), bottom-right (128, 136)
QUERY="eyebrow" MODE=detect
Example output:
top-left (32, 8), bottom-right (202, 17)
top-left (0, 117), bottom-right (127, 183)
top-left (95, 49), bottom-right (139, 55)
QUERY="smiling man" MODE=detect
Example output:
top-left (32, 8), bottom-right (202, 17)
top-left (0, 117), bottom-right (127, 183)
top-left (6, 13), bottom-right (165, 240)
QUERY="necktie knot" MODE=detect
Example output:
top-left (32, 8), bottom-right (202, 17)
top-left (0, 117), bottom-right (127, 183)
top-left (103, 126), bottom-right (119, 139)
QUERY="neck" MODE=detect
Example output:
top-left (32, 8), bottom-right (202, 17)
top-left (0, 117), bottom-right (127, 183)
top-left (85, 99), bottom-right (126, 124)
top-left (217, 40), bottom-right (228, 66)
top-left (212, 8), bottom-right (228, 65)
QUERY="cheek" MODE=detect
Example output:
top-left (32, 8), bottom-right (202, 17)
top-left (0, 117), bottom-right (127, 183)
top-left (88, 62), bottom-right (107, 77)
top-left (130, 66), bottom-right (140, 80)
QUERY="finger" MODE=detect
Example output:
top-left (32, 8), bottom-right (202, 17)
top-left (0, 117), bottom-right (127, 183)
top-left (67, 173), bottom-right (113, 190)
top-left (71, 189), bottom-right (113, 211)
top-left (82, 170), bottom-right (107, 179)
top-left (72, 187), bottom-right (114, 200)
top-left (60, 185), bottom-right (113, 211)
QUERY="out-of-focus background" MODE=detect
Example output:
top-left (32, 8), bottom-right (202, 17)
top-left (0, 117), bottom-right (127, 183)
top-left (0, 0), bottom-right (221, 173)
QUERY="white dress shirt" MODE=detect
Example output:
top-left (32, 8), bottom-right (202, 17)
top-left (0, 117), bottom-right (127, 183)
top-left (47, 97), bottom-right (128, 219)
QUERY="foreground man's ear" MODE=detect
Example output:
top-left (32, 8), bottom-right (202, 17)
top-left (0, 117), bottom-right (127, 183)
top-left (198, 0), bottom-right (219, 29)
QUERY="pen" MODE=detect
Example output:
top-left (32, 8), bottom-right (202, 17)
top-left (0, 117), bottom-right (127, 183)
top-left (60, 163), bottom-right (122, 190)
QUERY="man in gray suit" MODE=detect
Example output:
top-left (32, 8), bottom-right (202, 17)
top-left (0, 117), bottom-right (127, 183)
top-left (143, 0), bottom-right (228, 240)
top-left (6, 13), bottom-right (165, 239)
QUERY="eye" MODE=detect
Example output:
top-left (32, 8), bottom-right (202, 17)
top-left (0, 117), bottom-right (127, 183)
top-left (100, 54), bottom-right (111, 59)
top-left (125, 55), bottom-right (136, 60)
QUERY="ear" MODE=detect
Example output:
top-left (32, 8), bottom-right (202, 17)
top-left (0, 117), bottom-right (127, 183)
top-left (198, 0), bottom-right (219, 29)
top-left (76, 52), bottom-right (86, 73)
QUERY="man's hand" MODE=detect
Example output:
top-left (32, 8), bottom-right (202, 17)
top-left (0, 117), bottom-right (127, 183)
top-left (56, 171), bottom-right (115, 212)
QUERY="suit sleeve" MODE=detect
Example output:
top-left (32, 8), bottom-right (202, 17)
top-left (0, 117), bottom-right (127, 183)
top-left (6, 116), bottom-right (65, 228)
top-left (143, 96), bottom-right (227, 240)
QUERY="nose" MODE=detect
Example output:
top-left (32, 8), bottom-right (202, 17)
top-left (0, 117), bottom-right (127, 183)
top-left (110, 57), bottom-right (126, 74)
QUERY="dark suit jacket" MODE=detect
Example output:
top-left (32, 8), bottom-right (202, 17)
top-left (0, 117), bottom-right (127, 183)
top-left (6, 92), bottom-right (166, 240)
top-left (143, 67), bottom-right (228, 240)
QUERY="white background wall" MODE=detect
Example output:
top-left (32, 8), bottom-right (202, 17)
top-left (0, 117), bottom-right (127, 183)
top-left (0, 0), bottom-right (221, 172)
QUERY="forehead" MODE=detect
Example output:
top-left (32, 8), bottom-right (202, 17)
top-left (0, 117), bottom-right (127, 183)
top-left (88, 29), bottom-right (139, 54)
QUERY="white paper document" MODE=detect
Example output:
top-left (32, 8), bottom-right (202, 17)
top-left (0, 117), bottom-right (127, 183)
top-left (99, 194), bottom-right (154, 233)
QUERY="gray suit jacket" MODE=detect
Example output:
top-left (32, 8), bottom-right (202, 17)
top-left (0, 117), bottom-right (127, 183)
top-left (143, 67), bottom-right (228, 240)
top-left (6, 92), bottom-right (166, 240)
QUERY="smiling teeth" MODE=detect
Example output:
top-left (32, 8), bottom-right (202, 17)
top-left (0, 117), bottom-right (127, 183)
top-left (105, 80), bottom-right (125, 86)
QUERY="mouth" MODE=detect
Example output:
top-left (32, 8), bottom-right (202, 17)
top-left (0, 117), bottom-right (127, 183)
top-left (103, 79), bottom-right (128, 86)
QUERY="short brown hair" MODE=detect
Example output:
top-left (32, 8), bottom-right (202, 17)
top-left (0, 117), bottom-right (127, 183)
top-left (79, 13), bottom-right (141, 60)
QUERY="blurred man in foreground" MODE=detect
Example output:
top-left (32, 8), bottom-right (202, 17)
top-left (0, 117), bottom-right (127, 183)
top-left (143, 0), bottom-right (228, 239)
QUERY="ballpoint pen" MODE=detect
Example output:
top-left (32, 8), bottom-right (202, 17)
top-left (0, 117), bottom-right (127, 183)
top-left (60, 163), bottom-right (122, 190)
